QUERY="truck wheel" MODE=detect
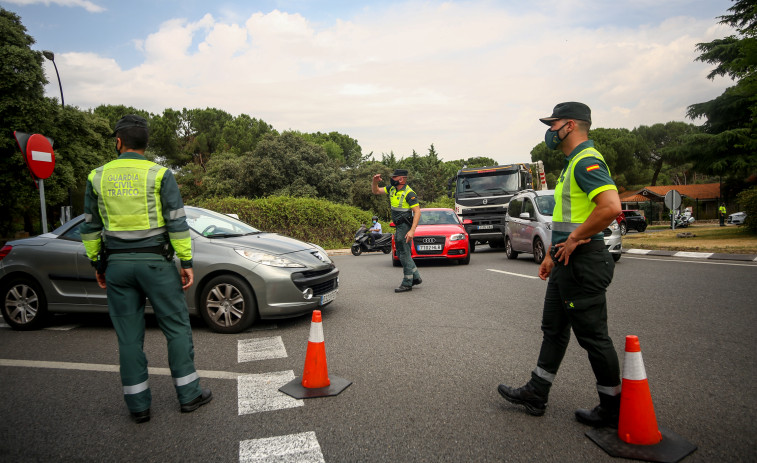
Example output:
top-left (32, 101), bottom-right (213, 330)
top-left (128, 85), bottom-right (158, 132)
top-left (505, 237), bottom-right (519, 260)
top-left (532, 237), bottom-right (545, 264)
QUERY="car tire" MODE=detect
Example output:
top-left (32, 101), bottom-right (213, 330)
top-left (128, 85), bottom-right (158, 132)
top-left (532, 237), bottom-right (545, 264)
top-left (612, 253), bottom-right (621, 262)
top-left (638, 222), bottom-right (647, 232)
top-left (505, 237), bottom-right (519, 260)
top-left (489, 239), bottom-right (504, 249)
top-left (469, 240), bottom-right (476, 253)
top-left (351, 245), bottom-right (362, 256)
top-left (1, 277), bottom-right (48, 330)
top-left (459, 252), bottom-right (471, 265)
top-left (199, 275), bottom-right (258, 334)
top-left (619, 222), bottom-right (627, 236)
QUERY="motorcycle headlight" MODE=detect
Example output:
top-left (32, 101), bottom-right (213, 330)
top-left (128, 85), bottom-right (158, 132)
top-left (450, 233), bottom-right (465, 241)
top-left (234, 249), bottom-right (306, 268)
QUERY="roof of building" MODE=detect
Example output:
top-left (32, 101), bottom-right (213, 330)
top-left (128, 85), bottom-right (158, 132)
top-left (619, 183), bottom-right (722, 201)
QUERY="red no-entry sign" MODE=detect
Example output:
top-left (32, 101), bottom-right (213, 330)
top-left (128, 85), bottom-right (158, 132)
top-left (25, 133), bottom-right (56, 180)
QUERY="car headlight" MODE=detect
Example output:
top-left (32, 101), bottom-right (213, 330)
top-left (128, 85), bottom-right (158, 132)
top-left (450, 233), bottom-right (466, 241)
top-left (609, 221), bottom-right (619, 231)
top-left (308, 243), bottom-right (332, 264)
top-left (234, 249), bottom-right (306, 268)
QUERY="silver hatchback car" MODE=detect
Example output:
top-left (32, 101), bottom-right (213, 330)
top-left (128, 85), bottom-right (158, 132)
top-left (505, 190), bottom-right (621, 263)
top-left (0, 206), bottom-right (339, 333)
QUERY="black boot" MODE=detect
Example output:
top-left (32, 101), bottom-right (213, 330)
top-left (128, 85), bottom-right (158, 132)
top-left (575, 392), bottom-right (620, 428)
top-left (497, 382), bottom-right (548, 416)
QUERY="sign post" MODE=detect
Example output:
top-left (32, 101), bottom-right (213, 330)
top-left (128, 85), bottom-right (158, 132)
top-left (664, 189), bottom-right (682, 230)
top-left (14, 131), bottom-right (56, 233)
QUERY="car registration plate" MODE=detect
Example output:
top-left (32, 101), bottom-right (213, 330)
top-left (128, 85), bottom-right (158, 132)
top-left (417, 244), bottom-right (442, 251)
top-left (477, 225), bottom-right (493, 230)
top-left (319, 289), bottom-right (338, 306)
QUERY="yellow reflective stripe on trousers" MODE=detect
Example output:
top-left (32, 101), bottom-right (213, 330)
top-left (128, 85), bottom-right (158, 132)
top-left (174, 372), bottom-right (199, 387)
top-left (123, 379), bottom-right (149, 395)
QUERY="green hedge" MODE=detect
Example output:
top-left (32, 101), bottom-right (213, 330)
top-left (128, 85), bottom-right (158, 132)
top-left (193, 196), bottom-right (390, 249)
top-left (736, 186), bottom-right (757, 233)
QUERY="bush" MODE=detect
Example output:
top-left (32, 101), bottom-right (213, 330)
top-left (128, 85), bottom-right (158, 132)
top-left (193, 195), bottom-right (386, 249)
top-left (736, 186), bottom-right (757, 233)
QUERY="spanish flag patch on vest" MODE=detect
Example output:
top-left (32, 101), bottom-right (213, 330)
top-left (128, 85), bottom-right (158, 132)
top-left (586, 164), bottom-right (600, 172)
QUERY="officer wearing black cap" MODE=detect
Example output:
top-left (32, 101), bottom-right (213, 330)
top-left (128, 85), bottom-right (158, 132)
top-left (372, 169), bottom-right (422, 292)
top-left (80, 115), bottom-right (212, 423)
top-left (498, 102), bottom-right (623, 428)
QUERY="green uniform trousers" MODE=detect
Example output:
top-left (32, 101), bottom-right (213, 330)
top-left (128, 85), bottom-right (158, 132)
top-left (395, 222), bottom-right (421, 287)
top-left (531, 241), bottom-right (621, 396)
top-left (105, 253), bottom-right (202, 412)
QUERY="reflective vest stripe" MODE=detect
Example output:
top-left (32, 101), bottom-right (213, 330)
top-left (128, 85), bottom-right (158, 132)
top-left (389, 186), bottom-right (415, 211)
top-left (553, 148), bottom-right (611, 228)
top-left (168, 208), bottom-right (186, 220)
top-left (597, 383), bottom-right (622, 396)
top-left (173, 372), bottom-right (199, 387)
top-left (533, 366), bottom-right (555, 384)
top-left (123, 379), bottom-right (149, 395)
top-left (551, 222), bottom-right (581, 232)
top-left (106, 227), bottom-right (167, 239)
top-left (146, 164), bottom-right (165, 230)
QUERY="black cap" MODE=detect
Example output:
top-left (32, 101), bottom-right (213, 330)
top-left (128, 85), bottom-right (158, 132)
top-left (391, 169), bottom-right (409, 177)
top-left (539, 102), bottom-right (591, 125)
top-left (112, 115), bottom-right (148, 136)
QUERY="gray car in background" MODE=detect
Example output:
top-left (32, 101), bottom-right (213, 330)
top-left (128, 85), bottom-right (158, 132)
top-left (505, 189), bottom-right (622, 263)
top-left (0, 206), bottom-right (339, 333)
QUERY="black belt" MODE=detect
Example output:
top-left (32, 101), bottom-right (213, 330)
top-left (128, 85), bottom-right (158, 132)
top-left (107, 245), bottom-right (165, 255)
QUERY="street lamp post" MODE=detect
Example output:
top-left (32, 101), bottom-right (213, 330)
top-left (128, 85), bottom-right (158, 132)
top-left (42, 50), bottom-right (64, 107)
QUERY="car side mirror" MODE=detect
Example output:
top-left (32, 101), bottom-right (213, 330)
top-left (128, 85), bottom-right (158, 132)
top-left (519, 212), bottom-right (531, 220)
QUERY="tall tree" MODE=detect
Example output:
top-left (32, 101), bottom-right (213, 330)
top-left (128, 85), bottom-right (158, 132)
top-left (685, 0), bottom-right (757, 180)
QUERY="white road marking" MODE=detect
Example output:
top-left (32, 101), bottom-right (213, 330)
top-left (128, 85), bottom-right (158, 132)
top-left (44, 324), bottom-right (80, 331)
top-left (487, 269), bottom-right (540, 279)
top-left (0, 359), bottom-right (241, 379)
top-left (238, 370), bottom-right (303, 415)
top-left (239, 431), bottom-right (324, 463)
top-left (625, 249), bottom-right (651, 254)
top-left (238, 337), bottom-right (287, 363)
top-left (673, 251), bottom-right (714, 259)
top-left (623, 256), bottom-right (757, 267)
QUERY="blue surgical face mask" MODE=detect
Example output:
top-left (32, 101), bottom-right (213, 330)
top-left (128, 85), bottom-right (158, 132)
top-left (372, 220), bottom-right (377, 224)
top-left (544, 122), bottom-right (570, 150)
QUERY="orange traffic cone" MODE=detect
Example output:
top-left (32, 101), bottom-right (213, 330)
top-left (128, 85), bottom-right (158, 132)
top-left (586, 335), bottom-right (697, 462)
top-left (302, 310), bottom-right (330, 388)
top-left (618, 335), bottom-right (662, 445)
top-left (279, 310), bottom-right (351, 399)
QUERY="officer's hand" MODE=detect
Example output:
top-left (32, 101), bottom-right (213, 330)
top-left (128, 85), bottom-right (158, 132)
top-left (554, 235), bottom-right (589, 265)
top-left (405, 229), bottom-right (415, 242)
top-left (95, 272), bottom-right (107, 289)
top-left (372, 173), bottom-right (382, 183)
top-left (538, 257), bottom-right (553, 280)
top-left (181, 268), bottom-right (194, 290)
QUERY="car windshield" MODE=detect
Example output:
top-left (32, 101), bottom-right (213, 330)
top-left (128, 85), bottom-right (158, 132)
top-left (535, 195), bottom-right (555, 215)
top-left (419, 210), bottom-right (460, 225)
top-left (185, 206), bottom-right (261, 237)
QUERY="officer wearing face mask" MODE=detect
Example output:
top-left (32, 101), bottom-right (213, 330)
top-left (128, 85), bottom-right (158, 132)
top-left (498, 102), bottom-right (623, 429)
top-left (372, 169), bottom-right (422, 292)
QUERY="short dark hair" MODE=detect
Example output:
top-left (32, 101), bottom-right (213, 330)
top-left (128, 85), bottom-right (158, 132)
top-left (116, 126), bottom-right (148, 150)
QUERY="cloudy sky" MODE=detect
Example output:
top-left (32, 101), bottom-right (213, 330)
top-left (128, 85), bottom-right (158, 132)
top-left (3, 0), bottom-right (736, 164)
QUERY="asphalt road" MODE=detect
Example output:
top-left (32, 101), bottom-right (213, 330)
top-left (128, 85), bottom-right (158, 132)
top-left (1, 248), bottom-right (756, 462)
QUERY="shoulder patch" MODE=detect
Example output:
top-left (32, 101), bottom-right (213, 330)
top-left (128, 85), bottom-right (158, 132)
top-left (586, 164), bottom-right (600, 172)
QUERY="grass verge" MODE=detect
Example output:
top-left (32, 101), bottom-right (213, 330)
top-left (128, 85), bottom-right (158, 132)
top-left (622, 224), bottom-right (757, 254)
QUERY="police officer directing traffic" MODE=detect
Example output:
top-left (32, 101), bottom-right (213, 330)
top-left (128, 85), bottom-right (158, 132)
top-left (80, 115), bottom-right (212, 423)
top-left (498, 102), bottom-right (623, 428)
top-left (372, 169), bottom-right (422, 292)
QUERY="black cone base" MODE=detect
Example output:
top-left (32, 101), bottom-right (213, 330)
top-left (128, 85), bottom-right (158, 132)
top-left (586, 426), bottom-right (697, 463)
top-left (279, 375), bottom-right (352, 399)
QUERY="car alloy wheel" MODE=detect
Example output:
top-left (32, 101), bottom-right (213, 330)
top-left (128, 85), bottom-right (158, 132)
top-left (532, 237), bottom-right (545, 264)
top-left (1, 277), bottom-right (48, 330)
top-left (505, 237), bottom-right (519, 260)
top-left (199, 275), bottom-right (257, 334)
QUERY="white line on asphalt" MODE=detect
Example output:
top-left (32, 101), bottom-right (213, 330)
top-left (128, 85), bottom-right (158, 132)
top-left (625, 249), bottom-right (651, 255)
top-left (239, 431), bottom-right (325, 463)
top-left (0, 359), bottom-right (242, 379)
top-left (44, 324), bottom-right (80, 331)
top-left (487, 269), bottom-right (540, 279)
top-left (623, 256), bottom-right (757, 267)
top-left (238, 370), bottom-right (303, 415)
top-left (673, 251), bottom-right (714, 258)
top-left (238, 337), bottom-right (288, 363)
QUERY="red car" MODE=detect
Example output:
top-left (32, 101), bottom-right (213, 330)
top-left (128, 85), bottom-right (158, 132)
top-left (391, 208), bottom-right (470, 265)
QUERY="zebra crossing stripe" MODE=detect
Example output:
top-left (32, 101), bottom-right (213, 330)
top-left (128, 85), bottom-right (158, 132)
top-left (238, 370), bottom-right (303, 415)
top-left (239, 432), bottom-right (325, 463)
top-left (238, 337), bottom-right (287, 363)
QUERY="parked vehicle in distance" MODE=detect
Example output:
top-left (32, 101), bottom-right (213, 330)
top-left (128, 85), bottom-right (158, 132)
top-left (391, 208), bottom-right (470, 265)
top-left (727, 211), bottom-right (747, 225)
top-left (0, 206), bottom-right (339, 334)
top-left (505, 190), bottom-right (622, 263)
top-left (618, 209), bottom-right (647, 235)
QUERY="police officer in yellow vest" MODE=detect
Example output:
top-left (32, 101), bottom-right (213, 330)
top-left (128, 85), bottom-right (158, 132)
top-left (372, 169), bottom-right (422, 292)
top-left (719, 203), bottom-right (727, 226)
top-left (80, 115), bottom-right (211, 423)
top-left (498, 102), bottom-right (623, 428)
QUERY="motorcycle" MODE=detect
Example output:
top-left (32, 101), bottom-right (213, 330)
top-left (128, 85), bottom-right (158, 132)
top-left (351, 225), bottom-right (393, 256)
top-left (671, 210), bottom-right (695, 228)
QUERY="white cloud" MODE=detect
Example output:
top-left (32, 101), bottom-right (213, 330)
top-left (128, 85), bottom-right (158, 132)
top-left (5, 0), bottom-right (104, 13)
top-left (47, 2), bottom-right (733, 164)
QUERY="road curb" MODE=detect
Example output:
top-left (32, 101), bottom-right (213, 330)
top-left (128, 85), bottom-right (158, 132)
top-left (623, 248), bottom-right (757, 262)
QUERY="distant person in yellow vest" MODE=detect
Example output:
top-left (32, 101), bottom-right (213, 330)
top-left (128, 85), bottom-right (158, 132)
top-left (80, 115), bottom-right (212, 423)
top-left (498, 102), bottom-right (623, 428)
top-left (719, 203), bottom-right (727, 226)
top-left (371, 169), bottom-right (422, 292)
